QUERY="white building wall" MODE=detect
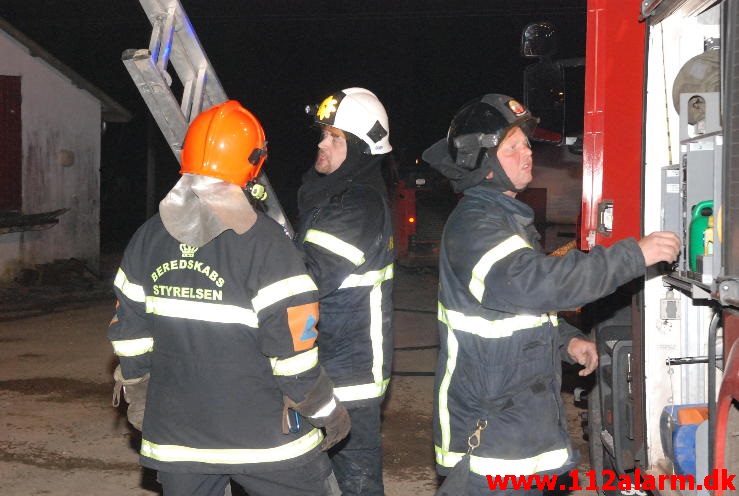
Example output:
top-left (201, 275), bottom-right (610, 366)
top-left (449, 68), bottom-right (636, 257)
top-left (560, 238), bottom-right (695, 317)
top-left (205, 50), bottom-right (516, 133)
top-left (0, 30), bottom-right (101, 282)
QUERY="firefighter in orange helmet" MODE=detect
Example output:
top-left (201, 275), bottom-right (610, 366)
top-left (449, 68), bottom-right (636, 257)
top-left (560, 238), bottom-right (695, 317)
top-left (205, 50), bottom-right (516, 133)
top-left (109, 100), bottom-right (349, 495)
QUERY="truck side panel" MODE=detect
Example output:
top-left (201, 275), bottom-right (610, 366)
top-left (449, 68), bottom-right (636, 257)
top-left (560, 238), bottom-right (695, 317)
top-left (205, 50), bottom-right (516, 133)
top-left (581, 0), bottom-right (645, 249)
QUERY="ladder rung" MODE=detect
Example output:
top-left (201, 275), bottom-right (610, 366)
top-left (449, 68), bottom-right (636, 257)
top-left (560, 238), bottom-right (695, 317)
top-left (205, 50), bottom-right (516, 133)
top-left (122, 48), bottom-right (188, 156)
top-left (140, 0), bottom-right (226, 116)
top-left (125, 0), bottom-right (294, 237)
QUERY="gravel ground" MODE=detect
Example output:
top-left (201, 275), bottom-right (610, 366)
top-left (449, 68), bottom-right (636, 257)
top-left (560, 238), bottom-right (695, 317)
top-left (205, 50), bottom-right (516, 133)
top-left (0, 257), bottom-right (594, 495)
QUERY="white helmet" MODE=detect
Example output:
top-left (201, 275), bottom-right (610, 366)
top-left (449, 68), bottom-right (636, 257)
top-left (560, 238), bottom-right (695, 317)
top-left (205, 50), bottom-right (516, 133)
top-left (313, 87), bottom-right (392, 155)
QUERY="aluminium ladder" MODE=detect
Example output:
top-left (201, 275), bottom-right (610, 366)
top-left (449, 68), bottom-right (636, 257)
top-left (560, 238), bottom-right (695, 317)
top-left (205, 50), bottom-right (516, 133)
top-left (122, 0), bottom-right (294, 237)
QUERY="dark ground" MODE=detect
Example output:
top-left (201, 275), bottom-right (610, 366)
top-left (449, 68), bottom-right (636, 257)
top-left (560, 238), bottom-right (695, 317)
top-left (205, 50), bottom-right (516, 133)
top-left (0, 255), bottom-right (118, 322)
top-left (0, 254), bottom-right (594, 496)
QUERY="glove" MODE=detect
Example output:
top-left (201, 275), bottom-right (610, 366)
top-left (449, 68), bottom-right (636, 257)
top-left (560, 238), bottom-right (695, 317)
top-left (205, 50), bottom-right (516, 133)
top-left (312, 399), bottom-right (351, 451)
top-left (282, 368), bottom-right (351, 451)
top-left (283, 395), bottom-right (351, 451)
top-left (112, 364), bottom-right (149, 431)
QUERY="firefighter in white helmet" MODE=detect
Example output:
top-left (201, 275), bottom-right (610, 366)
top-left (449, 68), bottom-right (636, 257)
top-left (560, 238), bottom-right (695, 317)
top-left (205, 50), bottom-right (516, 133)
top-left (109, 100), bottom-right (349, 496)
top-left (295, 87), bottom-right (395, 495)
top-left (423, 94), bottom-right (681, 495)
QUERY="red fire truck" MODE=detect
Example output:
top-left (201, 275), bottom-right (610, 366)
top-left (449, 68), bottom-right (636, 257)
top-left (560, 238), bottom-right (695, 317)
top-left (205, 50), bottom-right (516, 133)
top-left (390, 158), bottom-right (458, 265)
top-left (524, 1), bottom-right (738, 494)
top-left (391, 161), bottom-right (554, 264)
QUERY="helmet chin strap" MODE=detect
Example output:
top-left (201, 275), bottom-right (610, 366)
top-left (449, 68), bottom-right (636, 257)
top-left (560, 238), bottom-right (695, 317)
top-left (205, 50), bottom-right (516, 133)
top-left (479, 150), bottom-right (526, 193)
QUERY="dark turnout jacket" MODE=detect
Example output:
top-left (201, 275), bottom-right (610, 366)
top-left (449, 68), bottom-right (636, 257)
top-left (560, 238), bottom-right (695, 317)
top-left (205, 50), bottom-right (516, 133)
top-left (433, 185), bottom-right (645, 477)
top-left (296, 155), bottom-right (395, 408)
top-left (108, 213), bottom-right (330, 474)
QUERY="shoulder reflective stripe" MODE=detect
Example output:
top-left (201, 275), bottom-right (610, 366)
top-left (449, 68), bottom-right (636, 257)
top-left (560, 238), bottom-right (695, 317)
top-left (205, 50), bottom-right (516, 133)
top-left (311, 397), bottom-right (337, 418)
top-left (437, 304), bottom-right (460, 456)
top-left (339, 263), bottom-right (394, 289)
top-left (469, 235), bottom-right (531, 303)
top-left (252, 275), bottom-right (318, 314)
top-left (438, 303), bottom-right (550, 339)
top-left (111, 337), bottom-right (154, 357)
top-left (270, 348), bottom-right (319, 376)
top-left (140, 428), bottom-right (323, 464)
top-left (304, 229), bottom-right (366, 266)
top-left (333, 378), bottom-right (390, 402)
top-left (146, 297), bottom-right (259, 327)
top-left (434, 446), bottom-right (569, 476)
top-left (114, 268), bottom-right (146, 303)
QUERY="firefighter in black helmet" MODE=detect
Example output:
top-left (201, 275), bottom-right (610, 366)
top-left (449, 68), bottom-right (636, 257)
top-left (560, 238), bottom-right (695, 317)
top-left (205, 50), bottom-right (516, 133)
top-left (423, 94), bottom-right (680, 495)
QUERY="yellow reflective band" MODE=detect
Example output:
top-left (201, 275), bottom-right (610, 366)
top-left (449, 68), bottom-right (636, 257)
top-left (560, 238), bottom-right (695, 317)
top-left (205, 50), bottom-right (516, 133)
top-left (252, 275), bottom-right (318, 314)
top-left (437, 311), bottom-right (459, 455)
top-left (334, 264), bottom-right (392, 402)
top-left (436, 303), bottom-right (552, 457)
top-left (438, 303), bottom-right (550, 339)
top-left (435, 445), bottom-right (569, 476)
top-left (369, 284), bottom-right (384, 386)
top-left (114, 268), bottom-right (146, 303)
top-left (339, 263), bottom-right (394, 289)
top-left (311, 397), bottom-right (337, 418)
top-left (111, 337), bottom-right (154, 357)
top-left (435, 445), bottom-right (464, 468)
top-left (146, 297), bottom-right (259, 327)
top-left (469, 235), bottom-right (531, 302)
top-left (304, 229), bottom-right (366, 266)
top-left (333, 378), bottom-right (390, 402)
top-left (270, 348), bottom-right (319, 376)
top-left (140, 428), bottom-right (323, 464)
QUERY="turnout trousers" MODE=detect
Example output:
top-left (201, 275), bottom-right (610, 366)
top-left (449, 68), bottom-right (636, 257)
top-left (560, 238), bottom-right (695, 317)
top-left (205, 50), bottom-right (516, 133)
top-left (329, 403), bottom-right (384, 495)
top-left (157, 452), bottom-right (340, 496)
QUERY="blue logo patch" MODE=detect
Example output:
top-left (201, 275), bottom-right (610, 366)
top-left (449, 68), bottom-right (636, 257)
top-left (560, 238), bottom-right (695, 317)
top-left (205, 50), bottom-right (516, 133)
top-left (300, 315), bottom-right (318, 341)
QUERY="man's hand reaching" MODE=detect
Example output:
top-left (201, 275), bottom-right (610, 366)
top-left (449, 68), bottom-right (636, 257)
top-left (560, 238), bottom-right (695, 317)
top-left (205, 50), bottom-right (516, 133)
top-left (638, 231), bottom-right (681, 266)
top-left (567, 337), bottom-right (598, 376)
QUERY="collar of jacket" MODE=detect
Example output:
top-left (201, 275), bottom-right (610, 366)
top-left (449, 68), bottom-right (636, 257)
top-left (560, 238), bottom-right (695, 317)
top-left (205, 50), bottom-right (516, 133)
top-left (464, 185), bottom-right (534, 219)
top-left (462, 185), bottom-right (543, 253)
top-left (297, 139), bottom-right (387, 215)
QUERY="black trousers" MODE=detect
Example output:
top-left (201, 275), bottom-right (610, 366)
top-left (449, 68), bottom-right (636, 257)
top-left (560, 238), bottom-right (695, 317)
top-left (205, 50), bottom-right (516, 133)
top-left (328, 403), bottom-right (384, 496)
top-left (157, 452), bottom-right (339, 496)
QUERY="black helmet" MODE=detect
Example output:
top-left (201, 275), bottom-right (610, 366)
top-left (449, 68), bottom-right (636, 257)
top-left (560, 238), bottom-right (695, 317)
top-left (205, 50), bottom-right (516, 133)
top-left (448, 94), bottom-right (538, 169)
top-left (422, 94), bottom-right (538, 193)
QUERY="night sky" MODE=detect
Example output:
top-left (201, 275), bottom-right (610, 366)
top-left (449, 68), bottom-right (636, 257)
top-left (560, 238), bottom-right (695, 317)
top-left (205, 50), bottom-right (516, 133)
top-left (0, 0), bottom-right (586, 249)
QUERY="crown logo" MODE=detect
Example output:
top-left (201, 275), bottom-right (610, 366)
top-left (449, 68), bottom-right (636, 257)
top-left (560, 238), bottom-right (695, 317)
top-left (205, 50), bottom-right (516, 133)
top-left (179, 244), bottom-right (198, 258)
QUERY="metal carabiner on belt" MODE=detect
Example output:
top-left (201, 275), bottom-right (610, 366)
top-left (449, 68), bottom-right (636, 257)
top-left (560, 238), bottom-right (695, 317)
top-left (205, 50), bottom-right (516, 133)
top-left (467, 419), bottom-right (488, 454)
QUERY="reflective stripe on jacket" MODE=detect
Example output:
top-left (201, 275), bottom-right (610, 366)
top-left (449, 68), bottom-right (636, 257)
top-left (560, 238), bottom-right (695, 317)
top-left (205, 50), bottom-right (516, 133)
top-left (297, 185), bottom-right (395, 407)
top-left (433, 185), bottom-right (645, 477)
top-left (108, 213), bottom-right (328, 474)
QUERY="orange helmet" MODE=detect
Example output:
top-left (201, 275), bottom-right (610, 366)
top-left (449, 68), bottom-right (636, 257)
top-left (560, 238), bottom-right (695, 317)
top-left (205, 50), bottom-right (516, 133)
top-left (181, 100), bottom-right (268, 188)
